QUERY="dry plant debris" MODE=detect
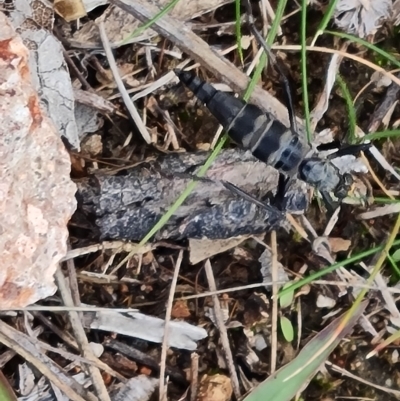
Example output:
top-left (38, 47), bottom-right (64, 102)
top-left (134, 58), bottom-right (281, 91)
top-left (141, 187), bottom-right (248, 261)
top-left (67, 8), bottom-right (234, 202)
top-left (334, 0), bottom-right (392, 38)
top-left (1, 0), bottom-right (400, 400)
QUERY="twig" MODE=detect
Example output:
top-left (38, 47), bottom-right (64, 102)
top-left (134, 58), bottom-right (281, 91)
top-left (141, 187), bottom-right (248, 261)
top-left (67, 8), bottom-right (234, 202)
top-left (190, 353), bottom-right (199, 401)
top-left (55, 267), bottom-right (112, 401)
top-left (159, 250), bottom-right (184, 401)
top-left (0, 322), bottom-right (94, 401)
top-left (326, 361), bottom-right (400, 397)
top-left (204, 259), bottom-right (241, 399)
top-left (62, 241), bottom-right (153, 262)
top-left (112, 0), bottom-right (291, 125)
top-left (66, 242), bottom-right (81, 308)
top-left (273, 45), bottom-right (400, 87)
top-left (97, 19), bottom-right (151, 144)
top-left (270, 230), bottom-right (278, 374)
top-left (360, 152), bottom-right (394, 200)
top-left (105, 339), bottom-right (187, 385)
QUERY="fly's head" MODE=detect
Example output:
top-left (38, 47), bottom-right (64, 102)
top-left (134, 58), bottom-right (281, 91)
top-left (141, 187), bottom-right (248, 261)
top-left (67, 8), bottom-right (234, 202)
top-left (299, 159), bottom-right (354, 201)
top-left (333, 173), bottom-right (353, 200)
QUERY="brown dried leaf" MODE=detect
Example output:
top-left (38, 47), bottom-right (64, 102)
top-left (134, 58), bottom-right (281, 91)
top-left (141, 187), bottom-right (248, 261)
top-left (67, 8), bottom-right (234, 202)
top-left (189, 236), bottom-right (251, 264)
top-left (171, 300), bottom-right (191, 319)
top-left (328, 237), bottom-right (352, 253)
top-left (197, 374), bottom-right (233, 401)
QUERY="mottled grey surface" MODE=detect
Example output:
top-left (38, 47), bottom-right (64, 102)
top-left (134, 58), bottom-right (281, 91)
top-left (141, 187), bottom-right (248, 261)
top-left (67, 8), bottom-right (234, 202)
top-left (77, 149), bottom-right (308, 240)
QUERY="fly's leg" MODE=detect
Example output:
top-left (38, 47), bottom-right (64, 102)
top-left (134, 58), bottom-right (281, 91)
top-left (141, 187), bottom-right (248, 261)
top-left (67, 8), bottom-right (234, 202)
top-left (272, 174), bottom-right (290, 211)
top-left (242, 0), bottom-right (297, 135)
top-left (320, 191), bottom-right (338, 215)
top-left (326, 143), bottom-right (371, 159)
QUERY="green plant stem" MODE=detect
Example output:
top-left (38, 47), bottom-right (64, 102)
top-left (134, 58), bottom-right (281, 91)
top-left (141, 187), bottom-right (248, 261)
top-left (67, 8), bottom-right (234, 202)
top-left (362, 129), bottom-right (400, 142)
top-left (138, 0), bottom-right (288, 249)
top-left (138, 136), bottom-right (228, 246)
top-left (120, 0), bottom-right (182, 44)
top-left (244, 0), bottom-right (288, 100)
top-left (310, 0), bottom-right (339, 46)
top-left (336, 74), bottom-right (356, 143)
top-left (235, 0), bottom-right (244, 65)
top-left (279, 237), bottom-right (400, 298)
top-left (325, 30), bottom-right (400, 69)
top-left (301, 0), bottom-right (311, 143)
top-left (338, 213), bottom-right (400, 332)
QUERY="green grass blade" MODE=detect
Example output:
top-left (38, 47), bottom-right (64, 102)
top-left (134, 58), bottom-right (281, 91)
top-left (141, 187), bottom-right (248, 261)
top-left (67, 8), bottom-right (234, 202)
top-left (325, 30), bottom-right (400, 69)
top-left (362, 129), bottom-right (400, 142)
top-left (0, 371), bottom-right (17, 401)
top-left (374, 197), bottom-right (400, 204)
top-left (387, 253), bottom-right (400, 279)
top-left (310, 0), bottom-right (339, 46)
top-left (243, 301), bottom-right (368, 401)
top-left (138, 135), bottom-right (228, 245)
top-left (336, 74), bottom-right (356, 143)
top-left (120, 0), bottom-right (182, 44)
top-left (235, 0), bottom-right (244, 65)
top-left (301, 0), bottom-right (311, 143)
top-left (278, 238), bottom-right (400, 299)
top-left (279, 282), bottom-right (294, 308)
top-left (139, 0), bottom-right (289, 247)
top-left (244, 0), bottom-right (288, 100)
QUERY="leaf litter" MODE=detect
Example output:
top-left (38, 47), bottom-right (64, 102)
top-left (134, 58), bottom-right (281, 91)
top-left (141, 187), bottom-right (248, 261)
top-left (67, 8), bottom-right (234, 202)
top-left (1, 0), bottom-right (400, 400)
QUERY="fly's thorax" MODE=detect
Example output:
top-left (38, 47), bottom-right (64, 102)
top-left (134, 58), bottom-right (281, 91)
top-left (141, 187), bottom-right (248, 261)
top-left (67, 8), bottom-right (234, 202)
top-left (248, 124), bottom-right (307, 175)
top-left (299, 159), bottom-right (342, 192)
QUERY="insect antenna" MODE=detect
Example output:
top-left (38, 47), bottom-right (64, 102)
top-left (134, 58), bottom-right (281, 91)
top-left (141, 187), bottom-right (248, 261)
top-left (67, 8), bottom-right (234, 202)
top-left (221, 180), bottom-right (284, 221)
top-left (243, 0), bottom-right (298, 136)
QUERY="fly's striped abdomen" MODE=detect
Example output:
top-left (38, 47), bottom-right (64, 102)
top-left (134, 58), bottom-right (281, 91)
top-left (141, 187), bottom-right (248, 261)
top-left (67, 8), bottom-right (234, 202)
top-left (175, 69), bottom-right (306, 175)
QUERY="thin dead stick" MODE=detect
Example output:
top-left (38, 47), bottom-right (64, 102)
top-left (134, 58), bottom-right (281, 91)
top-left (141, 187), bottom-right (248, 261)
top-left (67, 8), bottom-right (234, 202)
top-left (3, 280), bottom-right (400, 313)
top-left (359, 152), bottom-right (395, 200)
top-left (66, 242), bottom-right (81, 309)
top-left (0, 322), bottom-right (94, 401)
top-left (204, 259), bottom-right (241, 399)
top-left (270, 230), bottom-right (278, 374)
top-left (326, 361), bottom-right (400, 397)
top-left (190, 353), bottom-right (199, 401)
top-left (55, 267), bottom-right (112, 401)
top-left (37, 340), bottom-right (126, 382)
top-left (273, 45), bottom-right (400, 87)
top-left (112, 0), bottom-right (291, 125)
top-left (286, 213), bottom-right (309, 241)
top-left (62, 241), bottom-right (153, 262)
top-left (159, 250), bottom-right (184, 401)
top-left (97, 19), bottom-right (151, 144)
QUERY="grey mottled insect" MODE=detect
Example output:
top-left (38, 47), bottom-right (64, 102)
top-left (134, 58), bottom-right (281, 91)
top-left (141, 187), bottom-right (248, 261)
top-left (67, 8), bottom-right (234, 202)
top-left (175, 0), bottom-right (368, 211)
top-left (175, 70), bottom-right (363, 209)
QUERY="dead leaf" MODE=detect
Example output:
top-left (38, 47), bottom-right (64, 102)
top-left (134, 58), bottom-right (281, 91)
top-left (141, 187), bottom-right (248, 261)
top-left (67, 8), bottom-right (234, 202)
top-left (172, 300), bottom-right (191, 319)
top-left (189, 236), bottom-right (251, 264)
top-left (197, 374), bottom-right (233, 401)
top-left (334, 0), bottom-right (392, 38)
top-left (328, 237), bottom-right (352, 253)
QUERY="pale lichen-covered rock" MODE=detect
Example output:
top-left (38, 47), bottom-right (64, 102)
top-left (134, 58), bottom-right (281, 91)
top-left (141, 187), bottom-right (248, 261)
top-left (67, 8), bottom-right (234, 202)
top-left (0, 12), bottom-right (77, 308)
